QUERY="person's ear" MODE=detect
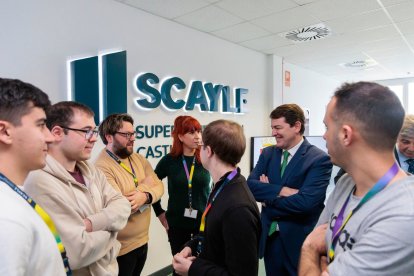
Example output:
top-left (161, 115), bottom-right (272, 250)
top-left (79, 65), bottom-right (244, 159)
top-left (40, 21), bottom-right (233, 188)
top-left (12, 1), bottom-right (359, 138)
top-left (0, 121), bottom-right (12, 145)
top-left (50, 125), bottom-right (65, 141)
top-left (105, 134), bottom-right (114, 144)
top-left (178, 134), bottom-right (184, 142)
top-left (294, 121), bottom-right (302, 133)
top-left (205, 145), bottom-right (213, 158)
top-left (341, 125), bottom-right (353, 146)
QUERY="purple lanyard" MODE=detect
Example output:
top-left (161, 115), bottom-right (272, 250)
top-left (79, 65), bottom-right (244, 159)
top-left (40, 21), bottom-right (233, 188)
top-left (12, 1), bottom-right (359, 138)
top-left (329, 162), bottom-right (399, 262)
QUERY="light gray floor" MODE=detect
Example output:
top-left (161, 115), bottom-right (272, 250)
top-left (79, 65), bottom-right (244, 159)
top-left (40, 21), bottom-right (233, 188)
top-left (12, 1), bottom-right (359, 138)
top-left (161, 259), bottom-right (266, 275)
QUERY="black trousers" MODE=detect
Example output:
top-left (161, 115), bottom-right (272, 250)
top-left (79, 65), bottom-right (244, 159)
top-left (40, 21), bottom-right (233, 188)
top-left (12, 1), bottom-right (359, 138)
top-left (168, 227), bottom-right (198, 276)
top-left (168, 227), bottom-right (198, 255)
top-left (117, 243), bottom-right (148, 276)
top-left (264, 233), bottom-right (297, 276)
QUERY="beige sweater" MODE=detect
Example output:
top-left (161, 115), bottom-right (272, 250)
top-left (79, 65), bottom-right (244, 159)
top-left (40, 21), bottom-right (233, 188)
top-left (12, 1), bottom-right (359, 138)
top-left (95, 149), bottom-right (164, 255)
top-left (24, 155), bottom-right (130, 276)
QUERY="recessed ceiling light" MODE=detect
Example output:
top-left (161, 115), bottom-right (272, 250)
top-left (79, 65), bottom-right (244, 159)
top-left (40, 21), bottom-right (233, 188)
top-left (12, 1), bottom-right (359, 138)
top-left (280, 23), bottom-right (332, 43)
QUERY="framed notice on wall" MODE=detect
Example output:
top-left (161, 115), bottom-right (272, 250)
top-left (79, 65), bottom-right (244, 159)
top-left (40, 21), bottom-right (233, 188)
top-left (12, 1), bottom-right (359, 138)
top-left (250, 136), bottom-right (276, 171)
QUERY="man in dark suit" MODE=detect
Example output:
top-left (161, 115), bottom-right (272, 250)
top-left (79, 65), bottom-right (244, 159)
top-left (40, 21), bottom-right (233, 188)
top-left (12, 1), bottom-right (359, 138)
top-left (395, 114), bottom-right (414, 174)
top-left (247, 104), bottom-right (332, 276)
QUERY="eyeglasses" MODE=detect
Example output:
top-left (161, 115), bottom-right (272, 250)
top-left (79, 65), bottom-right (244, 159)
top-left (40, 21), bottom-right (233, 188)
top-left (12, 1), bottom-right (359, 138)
top-left (116, 131), bottom-right (136, 140)
top-left (60, 126), bottom-right (99, 140)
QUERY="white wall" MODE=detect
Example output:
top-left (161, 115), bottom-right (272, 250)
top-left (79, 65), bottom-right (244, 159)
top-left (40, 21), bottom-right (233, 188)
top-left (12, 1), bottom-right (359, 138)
top-left (280, 62), bottom-right (341, 135)
top-left (0, 0), bottom-right (341, 274)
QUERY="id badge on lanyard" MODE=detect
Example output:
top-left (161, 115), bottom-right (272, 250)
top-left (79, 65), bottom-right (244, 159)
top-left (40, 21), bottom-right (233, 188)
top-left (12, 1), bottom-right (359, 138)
top-left (183, 156), bottom-right (198, 219)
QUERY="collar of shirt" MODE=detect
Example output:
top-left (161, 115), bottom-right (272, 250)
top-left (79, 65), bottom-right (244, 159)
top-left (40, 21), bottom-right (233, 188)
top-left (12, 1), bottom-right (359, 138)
top-left (396, 147), bottom-right (410, 172)
top-left (284, 137), bottom-right (304, 164)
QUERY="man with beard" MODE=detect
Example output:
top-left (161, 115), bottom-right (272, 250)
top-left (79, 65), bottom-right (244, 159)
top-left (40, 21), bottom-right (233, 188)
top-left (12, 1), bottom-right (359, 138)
top-left (24, 101), bottom-right (130, 275)
top-left (95, 113), bottom-right (164, 276)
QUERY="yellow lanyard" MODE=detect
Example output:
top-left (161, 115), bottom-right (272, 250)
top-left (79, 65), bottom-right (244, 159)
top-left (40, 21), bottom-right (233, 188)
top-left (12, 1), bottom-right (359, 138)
top-left (0, 173), bottom-right (72, 275)
top-left (106, 150), bottom-right (138, 187)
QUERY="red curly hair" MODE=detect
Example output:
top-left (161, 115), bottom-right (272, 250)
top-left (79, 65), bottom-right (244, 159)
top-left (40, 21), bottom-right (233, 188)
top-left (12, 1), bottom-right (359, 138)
top-left (170, 115), bottom-right (202, 163)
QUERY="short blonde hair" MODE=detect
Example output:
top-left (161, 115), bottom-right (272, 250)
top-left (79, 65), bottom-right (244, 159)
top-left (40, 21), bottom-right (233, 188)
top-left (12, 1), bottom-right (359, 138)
top-left (399, 114), bottom-right (414, 139)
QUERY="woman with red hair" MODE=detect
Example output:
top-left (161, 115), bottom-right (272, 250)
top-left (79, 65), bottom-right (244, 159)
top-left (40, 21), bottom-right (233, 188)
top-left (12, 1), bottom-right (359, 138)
top-left (152, 116), bottom-right (211, 260)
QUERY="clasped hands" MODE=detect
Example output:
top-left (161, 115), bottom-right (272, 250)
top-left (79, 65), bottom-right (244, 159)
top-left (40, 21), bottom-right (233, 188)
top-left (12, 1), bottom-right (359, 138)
top-left (126, 175), bottom-right (155, 213)
top-left (300, 223), bottom-right (330, 276)
top-left (172, 246), bottom-right (196, 276)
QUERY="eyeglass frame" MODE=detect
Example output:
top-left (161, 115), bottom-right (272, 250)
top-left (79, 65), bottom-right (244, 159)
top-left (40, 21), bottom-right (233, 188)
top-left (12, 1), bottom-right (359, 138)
top-left (115, 131), bottom-right (136, 140)
top-left (60, 126), bottom-right (99, 140)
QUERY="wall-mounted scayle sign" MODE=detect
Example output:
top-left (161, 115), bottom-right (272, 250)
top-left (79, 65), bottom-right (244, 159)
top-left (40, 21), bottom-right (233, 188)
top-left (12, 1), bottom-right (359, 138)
top-left (69, 50), bottom-right (249, 120)
top-left (134, 72), bottom-right (248, 114)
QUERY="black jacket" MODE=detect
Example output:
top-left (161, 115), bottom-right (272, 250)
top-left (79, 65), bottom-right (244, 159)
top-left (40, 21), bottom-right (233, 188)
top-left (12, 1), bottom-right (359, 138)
top-left (186, 171), bottom-right (261, 276)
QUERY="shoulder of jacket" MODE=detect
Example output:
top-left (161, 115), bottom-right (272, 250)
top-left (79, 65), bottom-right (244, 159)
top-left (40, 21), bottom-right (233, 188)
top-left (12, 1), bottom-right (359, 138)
top-left (263, 145), bottom-right (278, 154)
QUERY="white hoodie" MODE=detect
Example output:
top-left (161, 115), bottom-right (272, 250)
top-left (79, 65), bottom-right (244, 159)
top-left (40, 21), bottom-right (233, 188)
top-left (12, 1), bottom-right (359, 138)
top-left (24, 155), bottom-right (130, 276)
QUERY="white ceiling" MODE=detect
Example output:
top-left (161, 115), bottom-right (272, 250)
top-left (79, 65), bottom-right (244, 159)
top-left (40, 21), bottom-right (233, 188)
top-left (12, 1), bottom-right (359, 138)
top-left (114, 0), bottom-right (414, 81)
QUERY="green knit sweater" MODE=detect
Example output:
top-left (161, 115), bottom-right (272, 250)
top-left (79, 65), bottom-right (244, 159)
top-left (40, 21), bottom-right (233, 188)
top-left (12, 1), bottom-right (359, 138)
top-left (153, 154), bottom-right (211, 230)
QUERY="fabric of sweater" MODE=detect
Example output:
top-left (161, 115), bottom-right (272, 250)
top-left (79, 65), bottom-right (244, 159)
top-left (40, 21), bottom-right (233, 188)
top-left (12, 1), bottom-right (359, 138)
top-left (0, 182), bottom-right (67, 276)
top-left (317, 174), bottom-right (414, 276)
top-left (94, 149), bottom-right (164, 256)
top-left (186, 171), bottom-right (261, 276)
top-left (153, 154), bottom-right (211, 230)
top-left (24, 155), bottom-right (130, 276)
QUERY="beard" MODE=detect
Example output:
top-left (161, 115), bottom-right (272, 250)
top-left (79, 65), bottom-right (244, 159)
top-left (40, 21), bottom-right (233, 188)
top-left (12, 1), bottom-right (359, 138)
top-left (113, 139), bottom-right (133, 159)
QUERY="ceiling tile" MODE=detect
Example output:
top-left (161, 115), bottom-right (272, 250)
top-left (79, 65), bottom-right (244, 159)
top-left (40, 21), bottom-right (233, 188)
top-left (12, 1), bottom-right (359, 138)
top-left (380, 57), bottom-right (414, 73)
top-left (291, 0), bottom-right (320, 5)
top-left (396, 19), bottom-right (414, 36)
top-left (303, 0), bottom-right (380, 21)
top-left (385, 1), bottom-right (414, 22)
top-left (405, 34), bottom-right (414, 44)
top-left (357, 37), bottom-right (407, 51)
top-left (347, 25), bottom-right (401, 44)
top-left (115, 0), bottom-right (414, 80)
top-left (174, 5), bottom-right (243, 32)
top-left (123, 0), bottom-right (210, 19)
top-left (241, 34), bottom-right (294, 50)
top-left (216, 0), bottom-right (298, 20)
top-left (364, 46), bottom-right (413, 60)
top-left (251, 6), bottom-right (320, 33)
top-left (325, 10), bottom-right (391, 34)
top-left (380, 0), bottom-right (411, 6)
top-left (211, 22), bottom-right (271, 42)
top-left (265, 44), bottom-right (298, 56)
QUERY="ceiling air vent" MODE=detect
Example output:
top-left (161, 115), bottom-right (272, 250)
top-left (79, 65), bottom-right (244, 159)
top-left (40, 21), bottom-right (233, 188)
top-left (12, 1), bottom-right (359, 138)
top-left (281, 23), bottom-right (331, 43)
top-left (340, 59), bottom-right (378, 69)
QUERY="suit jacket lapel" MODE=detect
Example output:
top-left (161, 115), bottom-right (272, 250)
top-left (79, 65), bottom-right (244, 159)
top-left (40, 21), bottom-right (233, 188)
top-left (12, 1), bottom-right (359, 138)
top-left (274, 147), bottom-right (282, 179)
top-left (281, 138), bottom-right (310, 181)
top-left (394, 147), bottom-right (401, 166)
